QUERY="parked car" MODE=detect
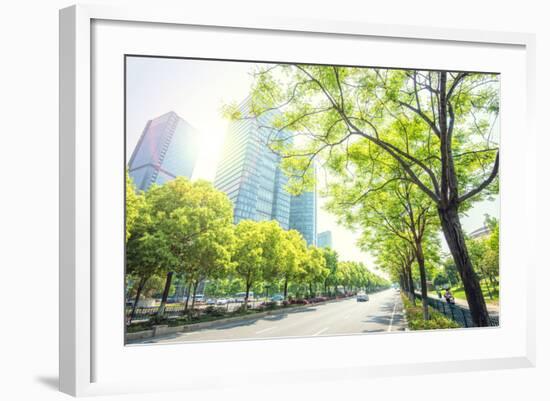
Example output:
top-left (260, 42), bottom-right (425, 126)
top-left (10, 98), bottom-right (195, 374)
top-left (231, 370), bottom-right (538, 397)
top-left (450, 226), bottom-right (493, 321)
top-left (226, 297), bottom-right (235, 303)
top-left (216, 298), bottom-right (228, 305)
top-left (193, 294), bottom-right (205, 303)
top-left (357, 292), bottom-right (369, 302)
top-left (270, 294), bottom-right (285, 302)
top-left (205, 298), bottom-right (216, 305)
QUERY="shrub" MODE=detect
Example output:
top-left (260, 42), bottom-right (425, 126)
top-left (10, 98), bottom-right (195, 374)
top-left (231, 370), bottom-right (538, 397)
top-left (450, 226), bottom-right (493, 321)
top-left (402, 295), bottom-right (460, 330)
top-left (204, 306), bottom-right (227, 317)
top-left (259, 301), bottom-right (278, 310)
top-left (148, 314), bottom-right (169, 326)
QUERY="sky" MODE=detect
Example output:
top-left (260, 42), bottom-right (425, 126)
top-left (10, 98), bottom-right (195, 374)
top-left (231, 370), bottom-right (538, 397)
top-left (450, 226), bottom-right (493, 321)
top-left (126, 56), bottom-right (499, 269)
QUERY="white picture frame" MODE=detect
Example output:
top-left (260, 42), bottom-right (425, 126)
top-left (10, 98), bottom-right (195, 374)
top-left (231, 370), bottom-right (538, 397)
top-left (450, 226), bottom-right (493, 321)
top-left (59, 3), bottom-right (536, 397)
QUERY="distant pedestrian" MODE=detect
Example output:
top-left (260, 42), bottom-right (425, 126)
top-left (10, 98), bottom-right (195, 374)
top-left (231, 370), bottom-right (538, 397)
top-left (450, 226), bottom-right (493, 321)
top-left (444, 288), bottom-right (455, 304)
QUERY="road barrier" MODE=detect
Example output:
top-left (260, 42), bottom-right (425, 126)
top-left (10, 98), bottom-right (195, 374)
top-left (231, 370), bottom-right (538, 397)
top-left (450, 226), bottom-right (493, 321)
top-left (126, 300), bottom-right (265, 322)
top-left (411, 292), bottom-right (499, 328)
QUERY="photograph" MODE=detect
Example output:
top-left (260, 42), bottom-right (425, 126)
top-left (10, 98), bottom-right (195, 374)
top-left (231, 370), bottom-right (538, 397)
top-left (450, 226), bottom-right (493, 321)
top-left (124, 56), bottom-right (500, 345)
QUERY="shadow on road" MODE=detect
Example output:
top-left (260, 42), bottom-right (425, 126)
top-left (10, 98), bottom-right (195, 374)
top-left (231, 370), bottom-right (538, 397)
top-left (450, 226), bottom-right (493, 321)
top-left (134, 306), bottom-right (322, 343)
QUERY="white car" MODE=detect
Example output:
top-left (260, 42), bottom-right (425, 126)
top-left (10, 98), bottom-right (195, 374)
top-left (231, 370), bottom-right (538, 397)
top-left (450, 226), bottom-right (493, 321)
top-left (216, 298), bottom-right (228, 305)
top-left (356, 292), bottom-right (369, 302)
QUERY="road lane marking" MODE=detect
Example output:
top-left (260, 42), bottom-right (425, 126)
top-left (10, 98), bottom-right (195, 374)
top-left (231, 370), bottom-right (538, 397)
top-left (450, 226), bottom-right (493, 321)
top-left (255, 326), bottom-right (277, 334)
top-left (388, 301), bottom-right (397, 332)
top-left (313, 327), bottom-right (329, 336)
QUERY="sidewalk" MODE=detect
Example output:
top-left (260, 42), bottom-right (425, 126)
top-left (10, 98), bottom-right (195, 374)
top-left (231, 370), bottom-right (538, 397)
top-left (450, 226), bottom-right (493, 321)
top-left (428, 293), bottom-right (499, 316)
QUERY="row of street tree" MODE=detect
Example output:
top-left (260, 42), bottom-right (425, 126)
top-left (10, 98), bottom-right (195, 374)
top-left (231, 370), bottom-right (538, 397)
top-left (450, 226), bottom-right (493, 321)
top-left (126, 175), bottom-right (388, 322)
top-left (235, 65), bottom-right (500, 326)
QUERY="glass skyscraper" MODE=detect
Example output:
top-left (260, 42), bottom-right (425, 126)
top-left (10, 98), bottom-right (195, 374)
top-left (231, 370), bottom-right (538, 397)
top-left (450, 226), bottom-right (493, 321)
top-left (128, 111), bottom-right (199, 191)
top-left (214, 98), bottom-right (290, 229)
top-left (317, 230), bottom-right (333, 249)
top-left (214, 97), bottom-right (317, 244)
top-left (289, 187), bottom-right (317, 246)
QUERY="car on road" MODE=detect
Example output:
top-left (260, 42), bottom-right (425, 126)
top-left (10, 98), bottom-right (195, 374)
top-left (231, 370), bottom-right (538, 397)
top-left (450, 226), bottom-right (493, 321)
top-left (356, 292), bottom-right (369, 302)
top-left (205, 298), bottom-right (216, 305)
top-left (216, 298), bottom-right (228, 305)
top-left (271, 294), bottom-right (285, 302)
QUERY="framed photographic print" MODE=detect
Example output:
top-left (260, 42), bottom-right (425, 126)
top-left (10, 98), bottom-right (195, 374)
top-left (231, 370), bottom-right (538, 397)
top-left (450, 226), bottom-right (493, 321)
top-left (59, 4), bottom-right (536, 397)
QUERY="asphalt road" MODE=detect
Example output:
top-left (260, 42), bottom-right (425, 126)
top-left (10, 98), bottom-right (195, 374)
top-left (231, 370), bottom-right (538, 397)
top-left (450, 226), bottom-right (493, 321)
top-left (136, 288), bottom-right (406, 344)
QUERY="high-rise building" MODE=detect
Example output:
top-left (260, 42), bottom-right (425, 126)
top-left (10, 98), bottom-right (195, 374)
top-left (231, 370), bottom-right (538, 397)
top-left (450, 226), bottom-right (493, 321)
top-left (128, 111), bottom-right (199, 191)
top-left (289, 187), bottom-right (317, 246)
top-left (214, 98), bottom-right (318, 244)
top-left (317, 230), bottom-right (333, 249)
top-left (214, 98), bottom-right (291, 229)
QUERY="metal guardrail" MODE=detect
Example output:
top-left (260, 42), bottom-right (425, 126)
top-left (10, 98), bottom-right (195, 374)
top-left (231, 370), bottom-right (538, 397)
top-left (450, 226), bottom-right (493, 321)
top-left (126, 299), bottom-right (278, 322)
top-left (412, 293), bottom-right (499, 328)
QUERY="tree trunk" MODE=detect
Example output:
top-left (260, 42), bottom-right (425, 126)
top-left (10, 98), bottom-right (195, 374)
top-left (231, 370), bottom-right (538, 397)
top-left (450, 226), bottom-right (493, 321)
top-left (183, 282), bottom-right (192, 311)
top-left (399, 273), bottom-right (409, 292)
top-left (190, 281), bottom-right (198, 309)
top-left (157, 271), bottom-right (173, 316)
top-left (438, 205), bottom-right (489, 326)
top-left (129, 276), bottom-right (147, 324)
top-left (244, 282), bottom-right (251, 308)
top-left (485, 278), bottom-right (493, 299)
top-left (283, 277), bottom-right (289, 299)
top-left (309, 283), bottom-right (314, 298)
top-left (406, 262), bottom-right (416, 305)
top-left (415, 241), bottom-right (429, 321)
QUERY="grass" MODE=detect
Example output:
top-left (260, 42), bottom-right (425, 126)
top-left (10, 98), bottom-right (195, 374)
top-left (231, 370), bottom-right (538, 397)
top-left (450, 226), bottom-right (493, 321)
top-left (402, 295), bottom-right (460, 330)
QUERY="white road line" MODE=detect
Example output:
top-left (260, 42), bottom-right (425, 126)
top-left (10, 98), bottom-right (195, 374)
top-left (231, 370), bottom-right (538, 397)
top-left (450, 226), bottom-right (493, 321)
top-left (388, 301), bottom-right (397, 332)
top-left (313, 327), bottom-right (329, 336)
top-left (255, 326), bottom-right (276, 335)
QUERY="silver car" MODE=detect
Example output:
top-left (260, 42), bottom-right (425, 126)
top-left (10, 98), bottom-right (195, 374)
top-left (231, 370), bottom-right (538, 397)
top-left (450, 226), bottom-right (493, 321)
top-left (356, 292), bottom-right (369, 302)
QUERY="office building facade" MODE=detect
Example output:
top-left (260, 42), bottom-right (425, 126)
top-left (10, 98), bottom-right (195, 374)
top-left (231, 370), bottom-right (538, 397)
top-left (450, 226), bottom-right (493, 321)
top-left (128, 111), bottom-right (199, 191)
top-left (317, 230), bottom-right (333, 249)
top-left (214, 98), bottom-right (291, 229)
top-left (289, 189), bottom-right (317, 246)
top-left (214, 98), bottom-right (318, 244)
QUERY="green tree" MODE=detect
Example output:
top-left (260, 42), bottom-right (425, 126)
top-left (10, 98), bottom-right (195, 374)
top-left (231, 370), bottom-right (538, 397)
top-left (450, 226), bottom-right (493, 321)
top-left (143, 178), bottom-right (235, 315)
top-left (126, 195), bottom-right (174, 322)
top-left (301, 246), bottom-right (328, 297)
top-left (278, 229), bottom-right (308, 299)
top-left (322, 248), bottom-right (339, 295)
top-left (240, 65), bottom-right (498, 326)
top-left (232, 220), bottom-right (284, 307)
top-left (329, 173), bottom-right (440, 320)
top-left (125, 170), bottom-right (143, 242)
